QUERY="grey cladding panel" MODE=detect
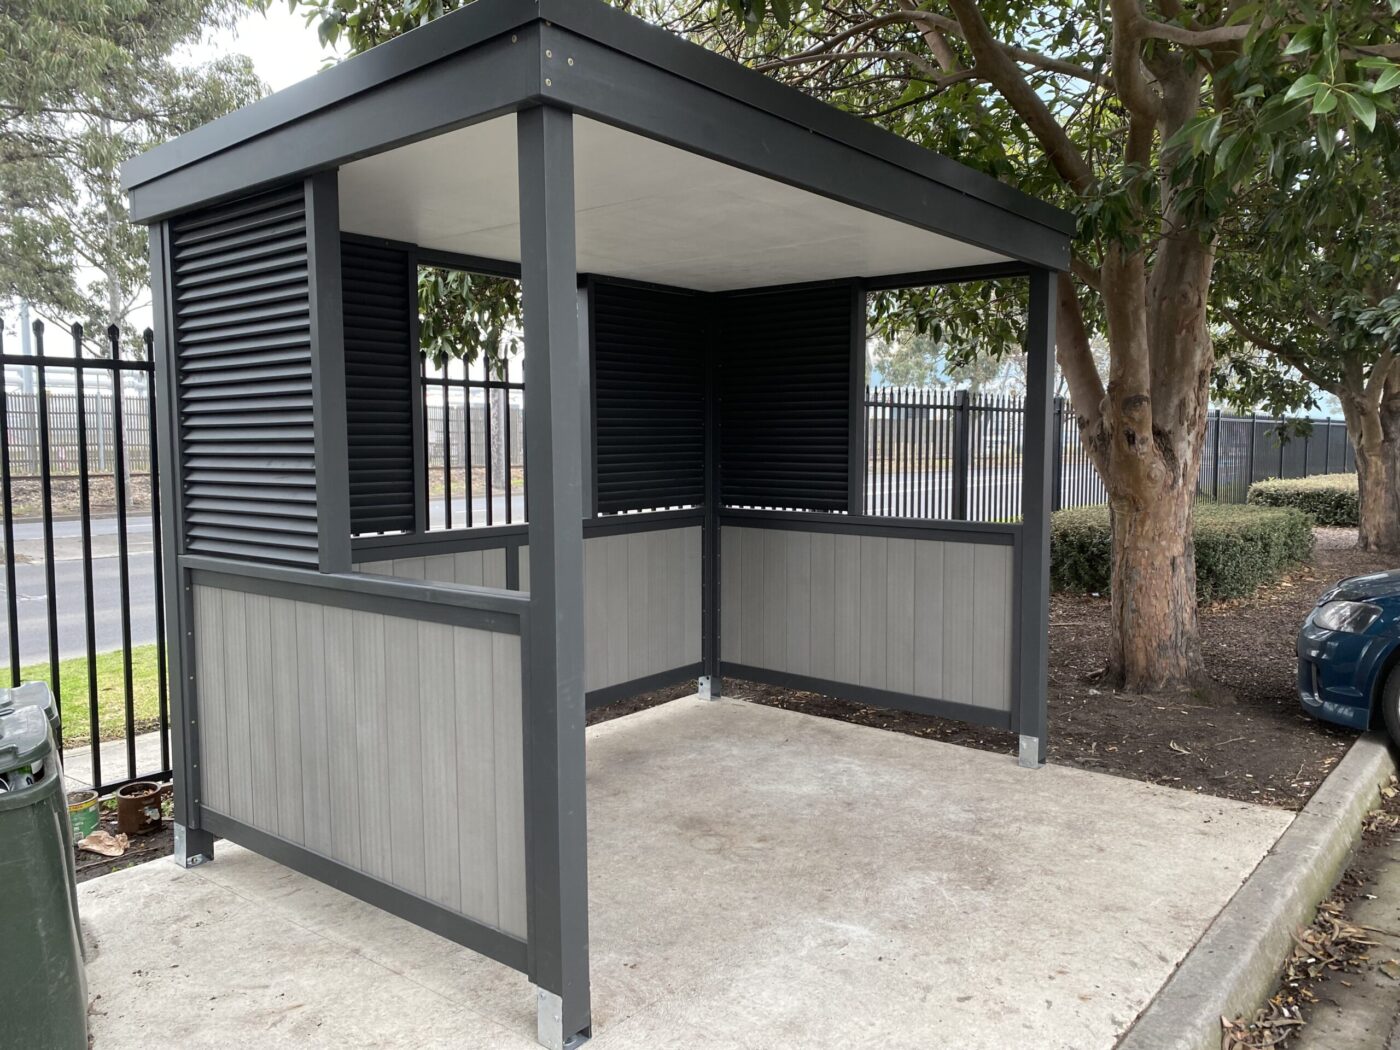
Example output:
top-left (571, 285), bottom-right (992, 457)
top-left (192, 583), bottom-right (527, 937)
top-left (721, 525), bottom-right (1013, 711)
top-left (357, 526), bottom-right (700, 693)
top-left (170, 184), bottom-right (320, 566)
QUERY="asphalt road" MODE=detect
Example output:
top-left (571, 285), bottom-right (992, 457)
top-left (1, 467), bottom-right (1107, 669)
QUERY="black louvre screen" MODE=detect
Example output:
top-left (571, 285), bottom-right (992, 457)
top-left (591, 281), bottom-right (706, 514)
top-left (170, 184), bottom-right (320, 566)
top-left (341, 239), bottom-right (416, 535)
top-left (717, 285), bottom-right (855, 512)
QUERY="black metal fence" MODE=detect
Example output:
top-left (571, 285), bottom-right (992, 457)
top-left (0, 322), bottom-right (169, 796)
top-left (422, 357), bottom-right (526, 530)
top-left (864, 386), bottom-right (1355, 521)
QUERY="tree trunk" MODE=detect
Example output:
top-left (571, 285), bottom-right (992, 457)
top-left (1107, 480), bottom-right (1204, 690)
top-left (1073, 229), bottom-right (1213, 693)
top-left (1346, 391), bottom-right (1400, 554)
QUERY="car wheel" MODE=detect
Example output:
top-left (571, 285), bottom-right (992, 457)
top-left (1381, 663), bottom-right (1400, 747)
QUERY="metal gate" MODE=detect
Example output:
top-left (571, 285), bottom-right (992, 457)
top-left (0, 321), bottom-right (169, 794)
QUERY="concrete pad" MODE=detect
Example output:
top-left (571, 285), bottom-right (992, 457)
top-left (81, 696), bottom-right (1291, 1049)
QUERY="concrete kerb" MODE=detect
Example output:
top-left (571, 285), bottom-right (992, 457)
top-left (1117, 731), bottom-right (1398, 1050)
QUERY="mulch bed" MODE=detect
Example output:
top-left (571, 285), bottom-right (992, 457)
top-left (610, 527), bottom-right (1392, 811)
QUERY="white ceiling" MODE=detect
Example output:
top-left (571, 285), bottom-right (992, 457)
top-left (337, 114), bottom-right (1008, 291)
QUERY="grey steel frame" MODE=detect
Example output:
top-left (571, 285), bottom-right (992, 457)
top-left (131, 5), bottom-right (1068, 1047)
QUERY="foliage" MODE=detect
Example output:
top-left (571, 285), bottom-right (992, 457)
top-left (1248, 473), bottom-right (1360, 527)
top-left (0, 0), bottom-right (264, 348)
top-left (1051, 503), bottom-right (1314, 601)
top-left (1212, 130), bottom-right (1400, 419)
top-left (417, 267), bottom-right (519, 373)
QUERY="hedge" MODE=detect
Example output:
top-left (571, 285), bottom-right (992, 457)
top-left (1246, 473), bottom-right (1359, 527)
top-left (1050, 503), bottom-right (1314, 601)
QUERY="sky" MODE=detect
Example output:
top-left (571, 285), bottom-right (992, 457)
top-left (190, 5), bottom-right (341, 93)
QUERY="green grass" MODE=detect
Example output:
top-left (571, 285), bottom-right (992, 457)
top-left (7, 644), bottom-right (164, 748)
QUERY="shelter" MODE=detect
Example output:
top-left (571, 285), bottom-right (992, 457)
top-left (122, 3), bottom-right (1072, 1047)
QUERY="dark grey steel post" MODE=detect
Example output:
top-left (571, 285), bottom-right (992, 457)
top-left (700, 317), bottom-right (721, 700)
top-left (149, 222), bottom-right (214, 865)
top-left (518, 105), bottom-right (591, 1050)
top-left (1050, 396), bottom-right (1065, 513)
top-left (1015, 268), bottom-right (1055, 769)
top-left (952, 388), bottom-right (971, 520)
top-left (306, 171), bottom-right (352, 572)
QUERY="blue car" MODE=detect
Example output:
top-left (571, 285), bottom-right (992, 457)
top-left (1298, 569), bottom-right (1400, 738)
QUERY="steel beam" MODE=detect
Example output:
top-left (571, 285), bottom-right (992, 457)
top-left (1015, 268), bottom-right (1055, 769)
top-left (517, 104), bottom-right (592, 1048)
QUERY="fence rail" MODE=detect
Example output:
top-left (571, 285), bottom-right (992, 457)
top-left (864, 386), bottom-right (1355, 521)
top-left (0, 322), bottom-right (168, 796)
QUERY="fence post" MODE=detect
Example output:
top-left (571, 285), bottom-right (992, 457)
top-left (1211, 409), bottom-right (1221, 500)
top-left (952, 388), bottom-right (971, 520)
top-left (1246, 412), bottom-right (1257, 485)
top-left (1050, 397), bottom-right (1065, 512)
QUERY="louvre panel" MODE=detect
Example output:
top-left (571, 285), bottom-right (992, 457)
top-left (718, 285), bottom-right (854, 512)
top-left (171, 184), bottom-right (320, 567)
top-left (342, 238), bottom-right (416, 535)
top-left (591, 281), bottom-right (706, 514)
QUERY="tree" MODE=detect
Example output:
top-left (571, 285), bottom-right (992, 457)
top-left (290, 0), bottom-right (1400, 692)
top-left (0, 0), bottom-right (263, 349)
top-left (1214, 134), bottom-right (1400, 552)
top-left (693, 0), bottom-right (1398, 692)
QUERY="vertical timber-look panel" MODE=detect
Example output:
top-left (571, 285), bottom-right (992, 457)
top-left (190, 583), bottom-right (526, 937)
top-left (718, 525), bottom-right (1015, 718)
top-left (1015, 269), bottom-right (1056, 767)
top-left (518, 105), bottom-right (591, 1043)
top-left (305, 171), bottom-right (351, 572)
top-left (355, 528), bottom-right (700, 695)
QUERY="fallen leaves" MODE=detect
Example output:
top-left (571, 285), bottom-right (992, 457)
top-left (1221, 899), bottom-right (1376, 1049)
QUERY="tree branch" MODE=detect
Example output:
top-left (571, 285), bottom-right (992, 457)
top-left (941, 0), bottom-right (1096, 194)
top-left (1108, 0), bottom-right (1164, 121)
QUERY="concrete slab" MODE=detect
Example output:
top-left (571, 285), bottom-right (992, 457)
top-left (80, 696), bottom-right (1292, 1049)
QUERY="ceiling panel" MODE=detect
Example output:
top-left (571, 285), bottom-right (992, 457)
top-left (338, 114), bottom-right (1008, 290)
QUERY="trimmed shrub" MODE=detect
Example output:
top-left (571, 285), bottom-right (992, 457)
top-left (1247, 472), bottom-right (1359, 527)
top-left (1051, 503), bottom-right (1314, 601)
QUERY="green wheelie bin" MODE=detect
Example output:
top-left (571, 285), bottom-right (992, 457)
top-left (0, 698), bottom-right (88, 1049)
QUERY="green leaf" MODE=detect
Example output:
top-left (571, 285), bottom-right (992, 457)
top-left (1374, 66), bottom-right (1400, 94)
top-left (1283, 25), bottom-right (1318, 56)
top-left (1344, 91), bottom-right (1377, 131)
top-left (1311, 87), bottom-right (1338, 115)
top-left (1284, 74), bottom-right (1323, 102)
